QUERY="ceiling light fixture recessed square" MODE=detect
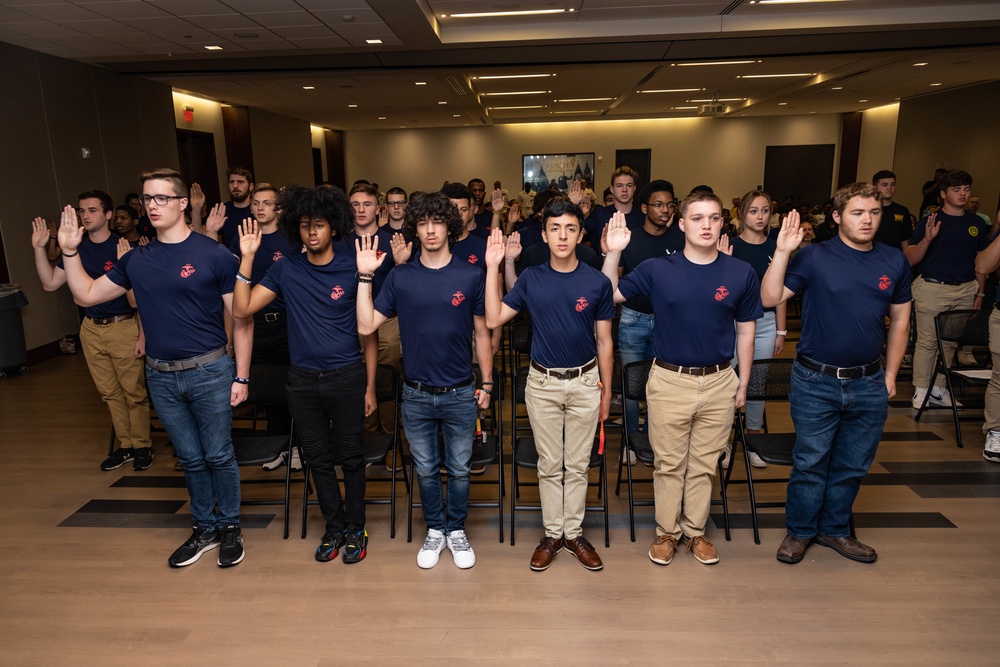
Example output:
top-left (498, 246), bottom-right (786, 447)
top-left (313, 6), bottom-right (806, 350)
top-left (302, 86), bottom-right (315, 90)
top-left (366, 39), bottom-right (382, 44)
top-left (204, 45), bottom-right (223, 51)
top-left (443, 9), bottom-right (573, 18)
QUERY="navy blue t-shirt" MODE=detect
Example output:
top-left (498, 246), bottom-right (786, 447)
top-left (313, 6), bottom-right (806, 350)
top-left (229, 231), bottom-right (301, 316)
top-left (221, 202), bottom-right (254, 249)
top-left (259, 251), bottom-right (361, 371)
top-left (516, 243), bottom-right (601, 275)
top-left (106, 232), bottom-right (237, 361)
top-left (730, 236), bottom-right (777, 314)
top-left (471, 211), bottom-right (493, 239)
top-left (516, 217), bottom-right (544, 248)
top-left (620, 226), bottom-right (684, 314)
top-left (451, 233), bottom-right (488, 272)
top-left (339, 228), bottom-right (396, 297)
top-left (374, 255), bottom-right (485, 386)
top-left (58, 232), bottom-right (133, 319)
top-left (583, 204), bottom-right (644, 247)
top-left (503, 262), bottom-right (615, 368)
top-left (618, 253), bottom-right (763, 367)
top-left (909, 210), bottom-right (989, 282)
top-left (786, 236), bottom-right (912, 367)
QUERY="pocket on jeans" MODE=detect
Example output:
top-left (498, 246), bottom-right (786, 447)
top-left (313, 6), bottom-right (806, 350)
top-left (527, 370), bottom-right (548, 388)
top-left (791, 363), bottom-right (820, 382)
top-left (198, 355), bottom-right (233, 377)
top-left (619, 310), bottom-right (639, 327)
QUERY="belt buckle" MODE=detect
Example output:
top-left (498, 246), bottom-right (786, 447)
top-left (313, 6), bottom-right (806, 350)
top-left (836, 367), bottom-right (857, 380)
top-left (265, 312), bottom-right (279, 323)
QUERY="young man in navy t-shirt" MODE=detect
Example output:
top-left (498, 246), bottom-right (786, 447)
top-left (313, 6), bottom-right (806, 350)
top-left (582, 166), bottom-right (645, 247)
top-left (58, 168), bottom-right (252, 570)
top-left (31, 190), bottom-right (151, 472)
top-left (484, 200), bottom-right (615, 572)
top-left (762, 182), bottom-right (912, 565)
top-left (605, 194), bottom-right (761, 567)
top-left (233, 185), bottom-right (376, 565)
top-left (356, 191), bottom-right (493, 570)
top-left (905, 170), bottom-right (989, 409)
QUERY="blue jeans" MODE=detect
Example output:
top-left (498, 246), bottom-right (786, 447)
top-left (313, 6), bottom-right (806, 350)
top-left (145, 354), bottom-right (240, 530)
top-left (618, 307), bottom-right (655, 434)
top-left (733, 310), bottom-right (777, 430)
top-left (402, 381), bottom-right (477, 533)
top-left (786, 360), bottom-right (888, 539)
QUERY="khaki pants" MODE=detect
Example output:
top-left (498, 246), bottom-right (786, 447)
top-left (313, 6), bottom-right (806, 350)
top-left (79, 317), bottom-right (151, 449)
top-left (525, 363), bottom-right (601, 540)
top-left (646, 364), bottom-right (737, 540)
top-left (911, 277), bottom-right (977, 388)
top-left (984, 309), bottom-right (1000, 433)
top-left (364, 316), bottom-right (402, 434)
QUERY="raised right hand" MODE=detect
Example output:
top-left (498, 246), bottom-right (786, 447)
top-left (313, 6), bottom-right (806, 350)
top-left (238, 218), bottom-right (261, 256)
top-left (355, 233), bottom-right (387, 274)
top-left (924, 211), bottom-right (941, 241)
top-left (56, 205), bottom-right (84, 253)
top-left (505, 231), bottom-right (522, 262)
top-left (189, 183), bottom-right (205, 213)
top-left (31, 217), bottom-right (51, 248)
top-left (206, 203), bottom-right (227, 234)
top-left (568, 179), bottom-right (583, 205)
top-left (390, 232), bottom-right (412, 264)
top-left (485, 228), bottom-right (505, 269)
top-left (775, 209), bottom-right (803, 254)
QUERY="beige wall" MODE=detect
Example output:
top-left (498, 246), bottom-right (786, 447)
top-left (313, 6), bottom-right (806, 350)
top-left (247, 108), bottom-right (314, 188)
top-left (311, 126), bottom-right (328, 183)
top-left (857, 104), bottom-right (900, 186)
top-left (344, 114), bottom-right (843, 202)
top-left (893, 81), bottom-right (1000, 215)
top-left (0, 41), bottom-right (177, 351)
top-left (172, 91), bottom-right (228, 199)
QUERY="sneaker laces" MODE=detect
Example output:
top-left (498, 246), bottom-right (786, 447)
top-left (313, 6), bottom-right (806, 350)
top-left (422, 530), bottom-right (444, 551)
top-left (448, 530), bottom-right (471, 551)
top-left (220, 526), bottom-right (240, 547)
top-left (569, 536), bottom-right (595, 552)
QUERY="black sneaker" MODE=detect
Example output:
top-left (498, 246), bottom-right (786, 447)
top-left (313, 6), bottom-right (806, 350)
top-left (217, 525), bottom-right (245, 568)
top-left (132, 447), bottom-right (154, 471)
top-left (168, 527), bottom-right (220, 567)
top-left (315, 530), bottom-right (347, 562)
top-left (100, 448), bottom-right (134, 471)
top-left (343, 528), bottom-right (368, 564)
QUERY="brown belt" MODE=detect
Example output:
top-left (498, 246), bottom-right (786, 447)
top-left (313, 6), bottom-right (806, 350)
top-left (88, 313), bottom-right (134, 325)
top-left (530, 358), bottom-right (598, 380)
top-left (654, 359), bottom-right (731, 376)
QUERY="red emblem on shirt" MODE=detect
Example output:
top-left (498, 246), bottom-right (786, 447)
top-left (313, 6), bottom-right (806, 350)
top-left (451, 291), bottom-right (466, 306)
top-left (467, 254), bottom-right (479, 264)
top-left (575, 297), bottom-right (589, 312)
top-left (330, 285), bottom-right (344, 300)
top-left (879, 274), bottom-right (892, 291)
top-left (715, 286), bottom-right (729, 301)
top-left (272, 251), bottom-right (284, 262)
top-left (180, 263), bottom-right (196, 278)
top-left (103, 260), bottom-right (114, 272)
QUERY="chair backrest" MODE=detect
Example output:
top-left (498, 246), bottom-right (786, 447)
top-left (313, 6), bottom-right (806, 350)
top-left (745, 358), bottom-right (794, 402)
top-left (373, 364), bottom-right (399, 404)
top-left (246, 364), bottom-right (290, 406)
top-left (935, 309), bottom-right (990, 346)
top-left (621, 359), bottom-right (653, 402)
top-left (509, 320), bottom-right (532, 355)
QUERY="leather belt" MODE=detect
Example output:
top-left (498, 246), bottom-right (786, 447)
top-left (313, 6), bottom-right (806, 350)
top-left (88, 313), bottom-right (134, 325)
top-left (146, 347), bottom-right (228, 372)
top-left (796, 354), bottom-right (882, 380)
top-left (530, 358), bottom-right (598, 380)
top-left (255, 311), bottom-right (282, 323)
top-left (654, 359), bottom-right (731, 376)
top-left (404, 376), bottom-right (475, 394)
top-left (923, 277), bottom-right (967, 286)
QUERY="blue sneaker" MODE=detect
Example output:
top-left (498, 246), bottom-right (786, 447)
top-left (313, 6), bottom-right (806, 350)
top-left (315, 530), bottom-right (347, 562)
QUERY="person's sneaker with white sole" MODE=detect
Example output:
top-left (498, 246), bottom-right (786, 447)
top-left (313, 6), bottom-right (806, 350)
top-left (446, 530), bottom-right (476, 569)
top-left (416, 529), bottom-right (446, 569)
top-left (927, 386), bottom-right (962, 408)
top-left (985, 429), bottom-right (1000, 463)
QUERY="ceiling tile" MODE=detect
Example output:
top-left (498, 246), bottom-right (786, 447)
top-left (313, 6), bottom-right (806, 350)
top-left (290, 34), bottom-right (350, 49)
top-left (187, 13), bottom-right (261, 29)
top-left (244, 11), bottom-right (323, 28)
top-left (81, 2), bottom-right (172, 20)
top-left (146, 0), bottom-right (235, 17)
top-left (268, 23), bottom-right (339, 39)
top-left (9, 2), bottom-right (106, 21)
top-left (221, 0), bottom-right (303, 11)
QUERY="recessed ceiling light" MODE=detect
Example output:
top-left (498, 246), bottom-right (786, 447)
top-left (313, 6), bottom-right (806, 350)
top-left (481, 90), bottom-right (551, 96)
top-left (554, 98), bottom-right (613, 102)
top-left (438, 101), bottom-right (447, 104)
top-left (443, 9), bottom-right (573, 18)
top-left (671, 106), bottom-right (698, 110)
top-left (378, 116), bottom-right (386, 120)
top-left (738, 73), bottom-right (816, 79)
top-left (488, 105), bottom-right (546, 110)
top-left (638, 88), bottom-right (705, 94)
top-left (688, 98), bottom-right (745, 103)
top-left (778, 102), bottom-right (788, 106)
top-left (348, 104), bottom-right (358, 108)
top-left (415, 81), bottom-right (427, 86)
top-left (930, 82), bottom-right (942, 86)
top-left (204, 45), bottom-right (223, 51)
top-left (749, 0), bottom-right (850, 4)
top-left (474, 74), bottom-right (556, 81)
top-left (858, 99), bottom-right (869, 103)
top-left (453, 114), bottom-right (461, 117)
top-left (366, 39), bottom-right (382, 44)
top-left (550, 110), bottom-right (601, 115)
top-left (913, 62), bottom-right (928, 66)
top-left (831, 86), bottom-right (843, 90)
top-left (302, 86), bottom-right (315, 90)
top-left (672, 60), bottom-right (758, 67)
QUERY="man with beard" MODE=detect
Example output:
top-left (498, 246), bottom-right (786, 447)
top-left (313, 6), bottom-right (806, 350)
top-left (215, 166), bottom-right (254, 248)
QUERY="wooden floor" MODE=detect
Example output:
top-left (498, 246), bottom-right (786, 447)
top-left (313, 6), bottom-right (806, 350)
top-left (2, 352), bottom-right (1000, 666)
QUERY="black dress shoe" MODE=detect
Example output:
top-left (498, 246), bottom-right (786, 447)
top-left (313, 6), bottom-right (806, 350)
top-left (776, 534), bottom-right (811, 564)
top-left (814, 534), bottom-right (877, 563)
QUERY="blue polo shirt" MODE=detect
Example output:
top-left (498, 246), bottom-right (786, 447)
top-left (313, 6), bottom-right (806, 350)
top-left (374, 255), bottom-right (485, 386)
top-left (786, 236), bottom-right (912, 367)
top-left (106, 232), bottom-right (236, 361)
top-left (58, 232), bottom-right (133, 319)
top-left (620, 226), bottom-right (684, 314)
top-left (618, 252), bottom-right (763, 367)
top-left (258, 250), bottom-right (361, 371)
top-left (909, 210), bottom-right (989, 282)
top-left (503, 262), bottom-right (614, 369)
top-left (229, 231), bottom-right (301, 316)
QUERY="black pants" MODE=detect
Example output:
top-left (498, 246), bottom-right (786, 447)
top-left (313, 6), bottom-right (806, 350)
top-left (252, 315), bottom-right (291, 436)
top-left (286, 362), bottom-right (366, 534)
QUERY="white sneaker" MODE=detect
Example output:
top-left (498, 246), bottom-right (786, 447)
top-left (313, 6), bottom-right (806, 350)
top-left (290, 448), bottom-right (302, 472)
top-left (928, 387), bottom-right (963, 408)
top-left (446, 530), bottom-right (476, 569)
top-left (417, 529), bottom-right (446, 569)
top-left (262, 451), bottom-right (287, 471)
top-left (749, 452), bottom-right (768, 469)
top-left (721, 448), bottom-right (732, 470)
top-left (984, 430), bottom-right (1000, 463)
top-left (627, 449), bottom-right (638, 466)
top-left (911, 387), bottom-right (928, 410)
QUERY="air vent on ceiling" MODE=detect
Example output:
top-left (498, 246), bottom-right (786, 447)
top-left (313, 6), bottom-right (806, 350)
top-left (446, 76), bottom-right (467, 95)
top-left (699, 103), bottom-right (726, 115)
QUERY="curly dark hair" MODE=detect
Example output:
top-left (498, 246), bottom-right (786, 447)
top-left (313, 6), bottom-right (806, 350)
top-left (403, 191), bottom-right (464, 249)
top-left (277, 184), bottom-right (354, 245)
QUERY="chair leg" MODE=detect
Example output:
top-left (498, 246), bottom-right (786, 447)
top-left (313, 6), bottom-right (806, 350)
top-left (283, 443), bottom-right (292, 540)
top-left (626, 440), bottom-right (637, 543)
top-left (718, 453), bottom-right (731, 542)
top-left (301, 463), bottom-right (311, 540)
top-left (406, 459), bottom-right (415, 543)
top-left (509, 459), bottom-right (517, 547)
top-left (601, 457), bottom-right (610, 548)
top-left (389, 444), bottom-right (397, 540)
top-left (742, 436), bottom-right (761, 545)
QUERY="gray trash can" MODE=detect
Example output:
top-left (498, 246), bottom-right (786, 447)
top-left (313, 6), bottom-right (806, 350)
top-left (0, 285), bottom-right (29, 377)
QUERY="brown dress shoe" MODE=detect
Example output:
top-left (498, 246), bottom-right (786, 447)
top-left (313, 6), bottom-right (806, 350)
top-left (776, 534), bottom-right (811, 564)
top-left (686, 535), bottom-right (719, 564)
top-left (529, 536), bottom-right (563, 571)
top-left (648, 534), bottom-right (678, 565)
top-left (815, 534), bottom-right (877, 563)
top-left (563, 536), bottom-right (603, 571)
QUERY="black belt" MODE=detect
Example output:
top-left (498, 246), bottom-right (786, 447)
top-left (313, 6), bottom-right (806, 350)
top-left (404, 376), bottom-right (475, 394)
top-left (530, 358), bottom-right (598, 380)
top-left (88, 313), bottom-right (134, 325)
top-left (923, 277), bottom-right (968, 286)
top-left (796, 355), bottom-right (882, 380)
top-left (146, 347), bottom-right (228, 372)
top-left (255, 311), bottom-right (283, 323)
top-left (654, 359), bottom-right (731, 376)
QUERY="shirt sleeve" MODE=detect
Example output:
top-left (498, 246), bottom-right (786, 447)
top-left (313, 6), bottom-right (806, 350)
top-left (373, 270), bottom-right (397, 318)
top-left (258, 257), bottom-right (282, 295)
top-left (891, 253), bottom-right (913, 305)
top-left (473, 270), bottom-right (486, 317)
top-left (215, 245), bottom-right (238, 294)
top-left (783, 245), bottom-right (811, 295)
top-left (596, 275), bottom-right (616, 321)
top-left (501, 270), bottom-right (528, 313)
top-left (617, 260), bottom-right (650, 300)
top-left (104, 249), bottom-right (133, 290)
top-left (909, 216), bottom-right (928, 245)
top-left (736, 268), bottom-right (764, 323)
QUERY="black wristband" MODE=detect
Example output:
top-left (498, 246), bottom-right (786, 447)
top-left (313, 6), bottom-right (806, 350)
top-left (233, 377), bottom-right (249, 385)
top-left (61, 250), bottom-right (79, 258)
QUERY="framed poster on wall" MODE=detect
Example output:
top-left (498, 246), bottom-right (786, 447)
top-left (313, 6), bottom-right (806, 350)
top-left (522, 153), bottom-right (595, 193)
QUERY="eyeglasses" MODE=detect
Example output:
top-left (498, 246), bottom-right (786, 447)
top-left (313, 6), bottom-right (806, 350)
top-left (140, 194), bottom-right (184, 206)
top-left (648, 202), bottom-right (676, 209)
top-left (386, 201), bottom-right (407, 207)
